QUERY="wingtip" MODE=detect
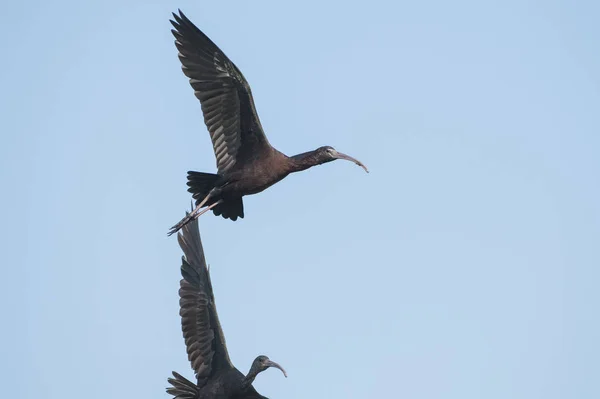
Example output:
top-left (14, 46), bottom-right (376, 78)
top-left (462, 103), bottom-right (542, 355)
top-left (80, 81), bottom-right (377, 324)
top-left (170, 10), bottom-right (184, 26)
top-left (174, 9), bottom-right (189, 25)
top-left (178, 9), bottom-right (188, 21)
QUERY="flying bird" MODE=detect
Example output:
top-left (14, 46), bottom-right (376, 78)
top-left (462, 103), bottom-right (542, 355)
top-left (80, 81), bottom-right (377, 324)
top-left (168, 214), bottom-right (287, 398)
top-left (167, 10), bottom-right (368, 236)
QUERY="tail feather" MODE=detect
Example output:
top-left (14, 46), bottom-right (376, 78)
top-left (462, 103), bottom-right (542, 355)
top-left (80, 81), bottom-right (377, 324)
top-left (212, 198), bottom-right (244, 221)
top-left (185, 171), bottom-right (244, 221)
top-left (186, 171), bottom-right (219, 204)
top-left (166, 371), bottom-right (198, 399)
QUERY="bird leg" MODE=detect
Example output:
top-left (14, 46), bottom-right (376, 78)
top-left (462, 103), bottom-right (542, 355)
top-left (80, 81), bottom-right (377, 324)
top-left (167, 194), bottom-right (223, 236)
top-left (192, 199), bottom-right (223, 218)
top-left (187, 193), bottom-right (213, 220)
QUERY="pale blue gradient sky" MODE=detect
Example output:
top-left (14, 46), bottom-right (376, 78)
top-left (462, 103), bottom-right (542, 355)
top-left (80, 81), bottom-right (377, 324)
top-left (1, 1), bottom-right (599, 398)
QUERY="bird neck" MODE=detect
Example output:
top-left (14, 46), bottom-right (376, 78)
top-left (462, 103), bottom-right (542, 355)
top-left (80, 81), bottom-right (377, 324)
top-left (288, 150), bottom-right (320, 173)
top-left (242, 367), bottom-right (260, 388)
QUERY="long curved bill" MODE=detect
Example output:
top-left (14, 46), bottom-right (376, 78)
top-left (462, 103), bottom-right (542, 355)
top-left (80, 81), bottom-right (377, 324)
top-left (266, 360), bottom-right (288, 378)
top-left (335, 151), bottom-right (369, 173)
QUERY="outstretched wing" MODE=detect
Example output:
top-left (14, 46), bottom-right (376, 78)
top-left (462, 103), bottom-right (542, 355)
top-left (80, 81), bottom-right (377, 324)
top-left (170, 10), bottom-right (271, 174)
top-left (177, 214), bottom-right (233, 381)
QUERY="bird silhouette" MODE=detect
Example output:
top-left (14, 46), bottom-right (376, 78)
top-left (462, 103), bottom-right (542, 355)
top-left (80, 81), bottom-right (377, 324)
top-left (167, 213), bottom-right (287, 398)
top-left (167, 10), bottom-right (368, 236)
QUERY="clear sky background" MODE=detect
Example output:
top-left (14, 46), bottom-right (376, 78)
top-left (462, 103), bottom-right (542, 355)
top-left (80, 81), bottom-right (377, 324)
top-left (1, 0), bottom-right (599, 398)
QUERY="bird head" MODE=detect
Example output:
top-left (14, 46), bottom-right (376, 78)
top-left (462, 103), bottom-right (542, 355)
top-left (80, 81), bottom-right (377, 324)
top-left (315, 146), bottom-right (369, 173)
top-left (251, 355), bottom-right (288, 378)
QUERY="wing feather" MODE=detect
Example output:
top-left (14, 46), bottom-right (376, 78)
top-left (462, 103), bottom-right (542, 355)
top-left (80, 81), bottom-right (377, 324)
top-left (170, 10), bottom-right (271, 173)
top-left (176, 215), bottom-right (233, 380)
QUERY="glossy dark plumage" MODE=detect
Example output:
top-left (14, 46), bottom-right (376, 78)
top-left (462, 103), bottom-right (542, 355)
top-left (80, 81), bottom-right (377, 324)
top-left (168, 215), bottom-right (286, 399)
top-left (168, 10), bottom-right (368, 235)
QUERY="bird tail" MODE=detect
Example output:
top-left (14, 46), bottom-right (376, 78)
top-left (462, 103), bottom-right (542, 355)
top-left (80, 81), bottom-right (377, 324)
top-left (186, 171), bottom-right (244, 221)
top-left (187, 171), bottom-right (220, 205)
top-left (166, 371), bottom-right (199, 399)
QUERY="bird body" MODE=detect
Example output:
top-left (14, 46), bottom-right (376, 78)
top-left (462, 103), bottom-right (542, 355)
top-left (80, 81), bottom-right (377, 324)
top-left (167, 10), bottom-right (368, 235)
top-left (168, 215), bottom-right (287, 399)
top-left (221, 148), bottom-right (293, 197)
top-left (169, 368), bottom-right (267, 399)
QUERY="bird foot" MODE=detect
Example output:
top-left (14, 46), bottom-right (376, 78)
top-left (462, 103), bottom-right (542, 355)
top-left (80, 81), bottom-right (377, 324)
top-left (167, 199), bottom-right (224, 236)
top-left (167, 213), bottom-right (194, 236)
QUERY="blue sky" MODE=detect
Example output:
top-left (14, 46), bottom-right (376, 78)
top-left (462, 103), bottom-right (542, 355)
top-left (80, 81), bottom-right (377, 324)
top-left (1, 0), bottom-right (599, 398)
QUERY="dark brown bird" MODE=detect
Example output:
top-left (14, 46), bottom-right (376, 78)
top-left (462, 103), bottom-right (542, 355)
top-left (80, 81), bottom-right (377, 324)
top-left (167, 10), bottom-right (368, 236)
top-left (168, 214), bottom-right (287, 398)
